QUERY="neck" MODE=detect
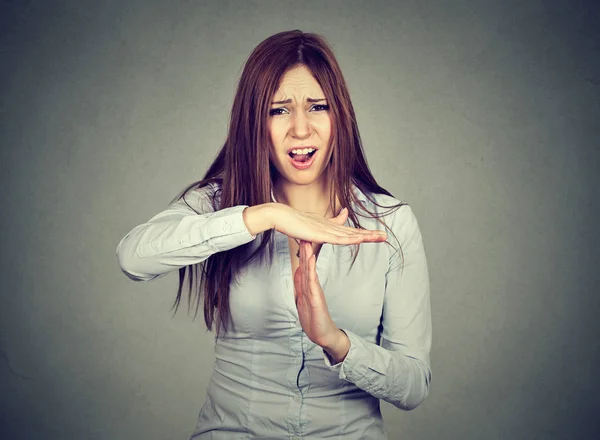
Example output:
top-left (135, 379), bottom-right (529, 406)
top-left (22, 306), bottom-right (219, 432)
top-left (273, 174), bottom-right (339, 218)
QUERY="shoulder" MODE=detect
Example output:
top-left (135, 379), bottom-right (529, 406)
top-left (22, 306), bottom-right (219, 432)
top-left (176, 180), bottom-right (222, 213)
top-left (353, 185), bottom-right (422, 243)
top-left (352, 184), bottom-right (408, 220)
top-left (189, 180), bottom-right (221, 198)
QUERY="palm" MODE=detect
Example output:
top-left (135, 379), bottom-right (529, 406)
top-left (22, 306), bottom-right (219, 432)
top-left (293, 253), bottom-right (334, 346)
top-left (293, 238), bottom-right (343, 348)
top-left (274, 205), bottom-right (387, 246)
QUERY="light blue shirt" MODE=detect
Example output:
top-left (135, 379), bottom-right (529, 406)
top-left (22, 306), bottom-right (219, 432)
top-left (116, 183), bottom-right (432, 439)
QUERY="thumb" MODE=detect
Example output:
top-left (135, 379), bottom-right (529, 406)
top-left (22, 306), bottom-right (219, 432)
top-left (329, 207), bottom-right (349, 226)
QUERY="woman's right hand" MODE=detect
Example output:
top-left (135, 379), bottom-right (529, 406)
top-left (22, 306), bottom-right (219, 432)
top-left (243, 203), bottom-right (387, 245)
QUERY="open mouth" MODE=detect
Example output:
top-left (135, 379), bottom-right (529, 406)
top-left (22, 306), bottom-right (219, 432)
top-left (288, 147), bottom-right (317, 163)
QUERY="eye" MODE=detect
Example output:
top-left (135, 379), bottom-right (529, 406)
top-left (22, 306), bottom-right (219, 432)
top-left (310, 104), bottom-right (329, 112)
top-left (269, 107), bottom-right (288, 116)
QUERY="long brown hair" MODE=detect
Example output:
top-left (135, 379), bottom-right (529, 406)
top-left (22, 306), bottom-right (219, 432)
top-left (172, 30), bottom-right (404, 335)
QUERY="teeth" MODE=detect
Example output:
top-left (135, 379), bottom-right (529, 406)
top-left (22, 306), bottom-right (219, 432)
top-left (291, 148), bottom-right (315, 155)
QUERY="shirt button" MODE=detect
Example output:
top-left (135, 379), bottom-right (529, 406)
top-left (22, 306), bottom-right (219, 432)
top-left (222, 220), bottom-right (231, 232)
top-left (179, 239), bottom-right (187, 245)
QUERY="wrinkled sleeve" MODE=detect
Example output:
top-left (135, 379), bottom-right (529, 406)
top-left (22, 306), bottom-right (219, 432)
top-left (324, 204), bottom-right (432, 410)
top-left (116, 185), bottom-right (256, 282)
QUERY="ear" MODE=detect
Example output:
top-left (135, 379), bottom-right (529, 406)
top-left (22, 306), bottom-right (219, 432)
top-left (329, 207), bottom-right (348, 226)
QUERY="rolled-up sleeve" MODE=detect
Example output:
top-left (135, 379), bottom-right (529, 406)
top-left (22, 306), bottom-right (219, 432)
top-left (324, 204), bottom-right (432, 410)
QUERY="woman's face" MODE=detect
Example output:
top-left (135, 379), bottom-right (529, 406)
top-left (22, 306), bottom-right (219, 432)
top-left (268, 65), bottom-right (332, 186)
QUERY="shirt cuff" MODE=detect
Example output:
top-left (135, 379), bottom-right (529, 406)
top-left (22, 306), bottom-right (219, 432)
top-left (194, 205), bottom-right (256, 250)
top-left (322, 329), bottom-right (377, 389)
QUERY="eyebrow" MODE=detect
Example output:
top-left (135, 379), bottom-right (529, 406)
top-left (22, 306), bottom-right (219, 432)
top-left (271, 98), bottom-right (327, 105)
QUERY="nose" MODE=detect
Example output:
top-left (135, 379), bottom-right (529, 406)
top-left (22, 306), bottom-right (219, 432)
top-left (290, 110), bottom-right (311, 139)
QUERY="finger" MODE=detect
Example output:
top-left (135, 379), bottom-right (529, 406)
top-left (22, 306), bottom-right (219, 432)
top-left (300, 240), bottom-right (308, 297)
top-left (308, 254), bottom-right (318, 286)
top-left (293, 266), bottom-right (303, 302)
top-left (306, 243), bottom-right (315, 293)
top-left (354, 228), bottom-right (388, 238)
top-left (304, 243), bottom-right (312, 299)
top-left (321, 232), bottom-right (386, 245)
top-left (329, 207), bottom-right (348, 226)
top-left (315, 229), bottom-right (370, 241)
top-left (358, 235), bottom-right (388, 243)
top-left (304, 241), bottom-right (311, 286)
top-left (319, 233), bottom-right (364, 245)
top-left (327, 224), bottom-right (386, 238)
top-left (334, 226), bottom-right (388, 240)
top-left (295, 258), bottom-right (304, 305)
top-left (305, 240), bottom-right (314, 259)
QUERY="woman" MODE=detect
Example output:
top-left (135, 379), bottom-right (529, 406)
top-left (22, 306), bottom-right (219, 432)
top-left (116, 30), bottom-right (432, 439)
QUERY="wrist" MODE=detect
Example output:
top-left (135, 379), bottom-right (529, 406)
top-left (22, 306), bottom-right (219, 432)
top-left (322, 329), bottom-right (351, 364)
top-left (243, 203), bottom-right (276, 236)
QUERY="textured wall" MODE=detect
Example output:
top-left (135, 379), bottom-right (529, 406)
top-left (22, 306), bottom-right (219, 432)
top-left (1, 0), bottom-right (599, 438)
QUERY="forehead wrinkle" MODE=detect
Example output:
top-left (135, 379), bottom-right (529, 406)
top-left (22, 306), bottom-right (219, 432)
top-left (273, 68), bottom-right (324, 104)
top-left (272, 85), bottom-right (324, 104)
top-left (280, 79), bottom-right (321, 95)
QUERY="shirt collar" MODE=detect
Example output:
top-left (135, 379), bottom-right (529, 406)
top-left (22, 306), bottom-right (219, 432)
top-left (270, 183), bottom-right (369, 204)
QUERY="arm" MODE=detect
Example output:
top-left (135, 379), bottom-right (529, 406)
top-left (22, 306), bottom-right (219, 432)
top-left (116, 185), bottom-right (273, 282)
top-left (117, 184), bottom-right (385, 283)
top-left (323, 205), bottom-right (432, 410)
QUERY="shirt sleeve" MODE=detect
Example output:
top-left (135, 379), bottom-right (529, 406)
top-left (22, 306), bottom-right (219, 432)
top-left (323, 204), bottom-right (432, 410)
top-left (116, 185), bottom-right (257, 282)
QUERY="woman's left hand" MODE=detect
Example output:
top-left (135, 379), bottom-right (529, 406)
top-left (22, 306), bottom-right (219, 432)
top-left (293, 240), bottom-right (336, 347)
top-left (293, 240), bottom-right (351, 365)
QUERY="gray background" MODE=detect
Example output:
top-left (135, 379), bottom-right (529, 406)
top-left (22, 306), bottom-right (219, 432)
top-left (1, 0), bottom-right (599, 439)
